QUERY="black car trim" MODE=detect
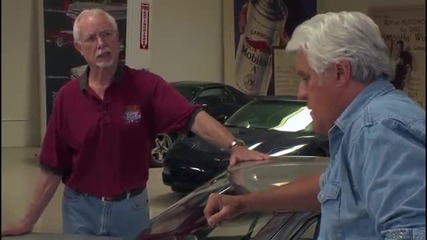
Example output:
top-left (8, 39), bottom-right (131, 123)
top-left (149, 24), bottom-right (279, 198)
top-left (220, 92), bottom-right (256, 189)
top-left (289, 214), bottom-right (321, 240)
top-left (186, 107), bottom-right (204, 134)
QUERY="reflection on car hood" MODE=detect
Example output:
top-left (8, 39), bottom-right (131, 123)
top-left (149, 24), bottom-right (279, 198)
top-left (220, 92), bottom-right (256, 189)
top-left (139, 156), bottom-right (328, 239)
top-left (226, 126), bottom-right (313, 142)
top-left (165, 127), bottom-right (322, 167)
top-left (229, 156), bottom-right (329, 193)
top-left (183, 127), bottom-right (317, 150)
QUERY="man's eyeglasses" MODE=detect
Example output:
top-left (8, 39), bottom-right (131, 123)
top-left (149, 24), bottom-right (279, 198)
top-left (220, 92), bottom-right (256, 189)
top-left (82, 30), bottom-right (116, 44)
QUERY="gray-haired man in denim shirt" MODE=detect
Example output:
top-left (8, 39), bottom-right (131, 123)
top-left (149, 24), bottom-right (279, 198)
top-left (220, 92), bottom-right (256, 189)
top-left (204, 11), bottom-right (425, 239)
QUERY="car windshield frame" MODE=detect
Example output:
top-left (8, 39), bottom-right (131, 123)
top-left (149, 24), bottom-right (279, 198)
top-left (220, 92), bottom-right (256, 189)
top-left (223, 99), bottom-right (314, 133)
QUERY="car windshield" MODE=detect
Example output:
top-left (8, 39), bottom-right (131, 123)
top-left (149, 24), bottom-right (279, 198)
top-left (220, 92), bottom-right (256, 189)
top-left (173, 85), bottom-right (201, 101)
top-left (224, 100), bottom-right (313, 132)
top-left (139, 172), bottom-right (276, 239)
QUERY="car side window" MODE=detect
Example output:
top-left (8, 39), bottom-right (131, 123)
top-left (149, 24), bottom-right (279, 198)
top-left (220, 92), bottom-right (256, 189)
top-left (198, 87), bottom-right (235, 102)
top-left (222, 89), bottom-right (235, 102)
top-left (269, 213), bottom-right (320, 240)
top-left (292, 215), bottom-right (321, 240)
top-left (198, 87), bottom-right (224, 98)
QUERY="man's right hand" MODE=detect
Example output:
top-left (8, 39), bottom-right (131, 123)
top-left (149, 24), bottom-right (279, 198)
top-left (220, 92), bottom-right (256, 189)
top-left (1, 169), bottom-right (62, 237)
top-left (1, 219), bottom-right (33, 236)
top-left (204, 193), bottom-right (245, 227)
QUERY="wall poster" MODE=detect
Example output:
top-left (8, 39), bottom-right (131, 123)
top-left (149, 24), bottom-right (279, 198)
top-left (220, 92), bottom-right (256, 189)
top-left (369, 5), bottom-right (426, 108)
top-left (272, 47), bottom-right (300, 96)
top-left (39, 0), bottom-right (128, 136)
top-left (223, 0), bottom-right (316, 96)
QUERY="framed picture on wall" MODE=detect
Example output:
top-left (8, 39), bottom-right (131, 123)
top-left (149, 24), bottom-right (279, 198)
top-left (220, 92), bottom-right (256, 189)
top-left (368, 5), bottom-right (426, 108)
top-left (272, 46), bottom-right (300, 97)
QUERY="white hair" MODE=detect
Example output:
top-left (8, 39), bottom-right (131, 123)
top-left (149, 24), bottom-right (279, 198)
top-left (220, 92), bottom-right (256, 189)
top-left (73, 8), bottom-right (118, 42)
top-left (286, 11), bottom-right (394, 84)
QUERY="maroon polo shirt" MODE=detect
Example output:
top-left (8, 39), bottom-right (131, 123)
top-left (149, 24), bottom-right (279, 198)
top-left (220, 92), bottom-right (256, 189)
top-left (40, 63), bottom-right (201, 197)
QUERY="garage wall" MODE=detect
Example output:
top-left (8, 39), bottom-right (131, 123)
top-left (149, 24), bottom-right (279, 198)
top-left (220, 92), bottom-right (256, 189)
top-left (126, 0), bottom-right (223, 83)
top-left (317, 0), bottom-right (424, 13)
top-left (1, 0), bottom-right (424, 147)
top-left (1, 0), bottom-right (224, 147)
top-left (1, 0), bottom-right (41, 148)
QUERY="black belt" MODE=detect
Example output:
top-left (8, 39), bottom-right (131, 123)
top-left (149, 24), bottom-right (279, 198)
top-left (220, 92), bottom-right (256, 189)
top-left (100, 188), bottom-right (145, 202)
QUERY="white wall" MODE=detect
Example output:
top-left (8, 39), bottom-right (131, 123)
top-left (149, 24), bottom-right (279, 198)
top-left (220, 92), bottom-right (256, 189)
top-left (126, 0), bottom-right (223, 83)
top-left (317, 0), bottom-right (425, 13)
top-left (150, 0), bottom-right (223, 82)
top-left (1, 0), bottom-right (41, 147)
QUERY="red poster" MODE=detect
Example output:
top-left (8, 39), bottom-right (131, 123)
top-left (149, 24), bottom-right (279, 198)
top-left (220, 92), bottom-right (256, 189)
top-left (140, 2), bottom-right (150, 50)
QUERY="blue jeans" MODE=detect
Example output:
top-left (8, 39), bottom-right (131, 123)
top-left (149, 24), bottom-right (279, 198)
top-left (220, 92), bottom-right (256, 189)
top-left (62, 186), bottom-right (150, 240)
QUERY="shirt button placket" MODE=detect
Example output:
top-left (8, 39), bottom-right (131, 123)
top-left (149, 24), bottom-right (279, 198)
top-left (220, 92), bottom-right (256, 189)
top-left (101, 105), bottom-right (111, 124)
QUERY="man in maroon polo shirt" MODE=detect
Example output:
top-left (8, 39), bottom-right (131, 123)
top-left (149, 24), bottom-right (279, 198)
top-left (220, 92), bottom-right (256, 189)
top-left (2, 8), bottom-right (268, 239)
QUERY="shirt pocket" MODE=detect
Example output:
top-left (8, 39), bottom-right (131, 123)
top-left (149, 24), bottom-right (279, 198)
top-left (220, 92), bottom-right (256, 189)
top-left (318, 182), bottom-right (343, 239)
top-left (318, 182), bottom-right (341, 221)
top-left (318, 182), bottom-right (341, 203)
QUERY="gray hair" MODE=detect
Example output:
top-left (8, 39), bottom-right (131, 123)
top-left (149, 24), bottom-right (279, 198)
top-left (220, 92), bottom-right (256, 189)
top-left (73, 8), bottom-right (118, 42)
top-left (286, 11), bottom-right (394, 84)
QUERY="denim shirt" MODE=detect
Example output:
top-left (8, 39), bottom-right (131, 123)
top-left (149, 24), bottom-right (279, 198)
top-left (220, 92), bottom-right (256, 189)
top-left (317, 79), bottom-right (426, 240)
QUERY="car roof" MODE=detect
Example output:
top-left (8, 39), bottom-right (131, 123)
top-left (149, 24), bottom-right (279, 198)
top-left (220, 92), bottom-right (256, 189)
top-left (229, 156), bottom-right (328, 193)
top-left (251, 95), bottom-right (305, 102)
top-left (171, 81), bottom-right (228, 88)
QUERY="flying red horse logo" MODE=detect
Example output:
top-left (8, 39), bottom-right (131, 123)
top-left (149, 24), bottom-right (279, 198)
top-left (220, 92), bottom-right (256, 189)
top-left (245, 37), bottom-right (271, 54)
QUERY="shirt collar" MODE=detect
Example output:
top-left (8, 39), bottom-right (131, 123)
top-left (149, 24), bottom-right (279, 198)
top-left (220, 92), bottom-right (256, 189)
top-left (333, 77), bottom-right (395, 132)
top-left (79, 62), bottom-right (125, 91)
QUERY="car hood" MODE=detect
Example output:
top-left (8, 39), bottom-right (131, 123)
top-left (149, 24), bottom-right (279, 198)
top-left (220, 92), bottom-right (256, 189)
top-left (227, 126), bottom-right (281, 144)
top-left (139, 156), bottom-right (328, 239)
top-left (231, 127), bottom-right (326, 157)
top-left (164, 127), bottom-right (322, 168)
top-left (229, 155), bottom-right (328, 193)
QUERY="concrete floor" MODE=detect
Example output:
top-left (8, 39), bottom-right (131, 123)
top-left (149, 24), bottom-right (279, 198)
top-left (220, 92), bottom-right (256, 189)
top-left (1, 147), bottom-right (183, 234)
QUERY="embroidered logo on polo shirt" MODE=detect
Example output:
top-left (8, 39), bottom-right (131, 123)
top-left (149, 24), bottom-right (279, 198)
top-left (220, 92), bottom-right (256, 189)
top-left (124, 105), bottom-right (142, 124)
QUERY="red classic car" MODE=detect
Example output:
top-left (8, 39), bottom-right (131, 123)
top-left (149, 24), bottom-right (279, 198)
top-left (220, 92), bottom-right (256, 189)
top-left (45, 30), bottom-right (74, 48)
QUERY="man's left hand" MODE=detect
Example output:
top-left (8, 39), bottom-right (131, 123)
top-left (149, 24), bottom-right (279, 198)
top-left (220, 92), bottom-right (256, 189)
top-left (229, 146), bottom-right (270, 166)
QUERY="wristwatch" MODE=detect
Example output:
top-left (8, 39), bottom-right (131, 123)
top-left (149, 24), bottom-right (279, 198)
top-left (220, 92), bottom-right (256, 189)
top-left (230, 138), bottom-right (246, 149)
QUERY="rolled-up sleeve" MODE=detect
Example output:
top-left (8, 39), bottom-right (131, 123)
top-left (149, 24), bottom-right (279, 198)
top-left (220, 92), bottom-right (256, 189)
top-left (352, 119), bottom-right (425, 240)
top-left (39, 89), bottom-right (72, 176)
